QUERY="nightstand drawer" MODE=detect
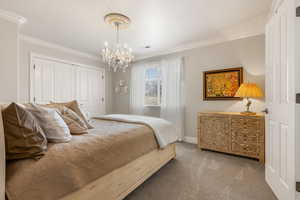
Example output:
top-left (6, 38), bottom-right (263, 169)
top-left (231, 142), bottom-right (260, 157)
top-left (232, 134), bottom-right (259, 144)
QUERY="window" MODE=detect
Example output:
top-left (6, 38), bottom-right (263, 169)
top-left (144, 67), bottom-right (162, 106)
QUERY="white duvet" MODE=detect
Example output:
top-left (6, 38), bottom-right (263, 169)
top-left (94, 114), bottom-right (178, 148)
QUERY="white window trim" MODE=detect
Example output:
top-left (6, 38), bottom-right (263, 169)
top-left (144, 65), bottom-right (161, 107)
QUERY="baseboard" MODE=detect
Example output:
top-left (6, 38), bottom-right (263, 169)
top-left (183, 136), bottom-right (197, 144)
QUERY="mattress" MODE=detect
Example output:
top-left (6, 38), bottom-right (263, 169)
top-left (5, 119), bottom-right (158, 200)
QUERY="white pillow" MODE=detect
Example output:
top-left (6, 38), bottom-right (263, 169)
top-left (26, 104), bottom-right (72, 143)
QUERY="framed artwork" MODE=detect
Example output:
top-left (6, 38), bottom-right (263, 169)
top-left (203, 67), bottom-right (243, 100)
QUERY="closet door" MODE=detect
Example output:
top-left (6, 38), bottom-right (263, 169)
top-left (76, 67), bottom-right (105, 116)
top-left (31, 56), bottom-right (105, 115)
top-left (76, 67), bottom-right (89, 112)
top-left (87, 70), bottom-right (105, 116)
top-left (31, 58), bottom-right (55, 104)
top-left (54, 63), bottom-right (76, 102)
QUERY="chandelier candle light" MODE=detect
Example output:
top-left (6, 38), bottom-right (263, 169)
top-left (102, 13), bottom-right (134, 72)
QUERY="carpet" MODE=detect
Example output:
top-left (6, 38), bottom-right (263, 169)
top-left (124, 142), bottom-right (277, 200)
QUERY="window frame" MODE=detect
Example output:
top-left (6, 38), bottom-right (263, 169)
top-left (144, 65), bottom-right (162, 107)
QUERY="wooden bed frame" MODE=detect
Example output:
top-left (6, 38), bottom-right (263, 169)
top-left (0, 104), bottom-right (176, 200)
top-left (62, 144), bottom-right (176, 200)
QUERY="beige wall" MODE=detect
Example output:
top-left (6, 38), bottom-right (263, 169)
top-left (0, 18), bottom-right (19, 102)
top-left (112, 35), bottom-right (266, 138)
top-left (18, 39), bottom-right (113, 113)
top-left (111, 70), bottom-right (130, 114)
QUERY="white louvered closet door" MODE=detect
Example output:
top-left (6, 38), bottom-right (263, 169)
top-left (32, 58), bottom-right (55, 104)
top-left (53, 62), bottom-right (76, 102)
top-left (88, 69), bottom-right (105, 116)
top-left (31, 55), bottom-right (106, 116)
top-left (76, 66), bottom-right (105, 117)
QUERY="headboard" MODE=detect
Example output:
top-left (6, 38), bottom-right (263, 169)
top-left (0, 105), bottom-right (5, 200)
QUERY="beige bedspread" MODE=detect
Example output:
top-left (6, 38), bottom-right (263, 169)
top-left (6, 119), bottom-right (158, 200)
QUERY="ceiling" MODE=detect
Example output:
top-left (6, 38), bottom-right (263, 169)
top-left (0, 0), bottom-right (272, 58)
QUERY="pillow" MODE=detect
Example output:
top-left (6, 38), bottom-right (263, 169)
top-left (2, 103), bottom-right (47, 160)
top-left (26, 104), bottom-right (72, 143)
top-left (49, 100), bottom-right (94, 129)
top-left (60, 106), bottom-right (88, 135)
top-left (42, 104), bottom-right (88, 135)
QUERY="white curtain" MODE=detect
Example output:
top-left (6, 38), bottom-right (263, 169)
top-left (160, 57), bottom-right (185, 140)
top-left (130, 63), bottom-right (145, 115)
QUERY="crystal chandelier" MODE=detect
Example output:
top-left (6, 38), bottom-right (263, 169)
top-left (102, 13), bottom-right (134, 72)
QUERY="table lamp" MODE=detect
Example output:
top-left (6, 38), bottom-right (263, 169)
top-left (235, 83), bottom-right (264, 115)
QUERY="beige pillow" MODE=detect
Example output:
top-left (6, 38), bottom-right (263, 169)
top-left (43, 105), bottom-right (88, 135)
top-left (2, 103), bottom-right (47, 160)
top-left (49, 100), bottom-right (94, 129)
top-left (26, 104), bottom-right (72, 143)
top-left (60, 106), bottom-right (88, 135)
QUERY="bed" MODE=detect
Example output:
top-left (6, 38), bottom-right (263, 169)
top-left (0, 105), bottom-right (176, 200)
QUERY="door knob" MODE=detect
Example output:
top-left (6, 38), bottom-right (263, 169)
top-left (262, 108), bottom-right (269, 114)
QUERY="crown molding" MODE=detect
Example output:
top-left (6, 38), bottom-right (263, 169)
top-left (0, 9), bottom-right (27, 25)
top-left (136, 32), bottom-right (263, 61)
top-left (20, 35), bottom-right (100, 61)
top-left (136, 12), bottom-right (267, 61)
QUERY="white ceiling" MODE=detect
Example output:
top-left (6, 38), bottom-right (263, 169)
top-left (0, 0), bottom-right (272, 58)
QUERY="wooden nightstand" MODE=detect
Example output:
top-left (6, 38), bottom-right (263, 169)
top-left (197, 112), bottom-right (265, 163)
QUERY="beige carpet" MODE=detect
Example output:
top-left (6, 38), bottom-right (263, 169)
top-left (124, 142), bottom-right (277, 200)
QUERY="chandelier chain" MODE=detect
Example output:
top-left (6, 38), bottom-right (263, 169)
top-left (116, 22), bottom-right (120, 44)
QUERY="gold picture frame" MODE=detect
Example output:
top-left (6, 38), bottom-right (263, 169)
top-left (203, 67), bottom-right (243, 100)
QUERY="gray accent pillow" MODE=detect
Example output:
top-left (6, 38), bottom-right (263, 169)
top-left (26, 104), bottom-right (72, 143)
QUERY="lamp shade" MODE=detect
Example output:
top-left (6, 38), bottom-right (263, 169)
top-left (235, 83), bottom-right (264, 98)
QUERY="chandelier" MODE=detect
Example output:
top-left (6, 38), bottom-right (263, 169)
top-left (102, 13), bottom-right (134, 72)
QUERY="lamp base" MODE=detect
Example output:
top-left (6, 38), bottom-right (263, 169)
top-left (240, 111), bottom-right (256, 115)
top-left (241, 98), bottom-right (256, 115)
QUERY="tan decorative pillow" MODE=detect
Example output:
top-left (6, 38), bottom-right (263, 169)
top-left (26, 104), bottom-right (72, 143)
top-left (2, 103), bottom-right (47, 160)
top-left (55, 106), bottom-right (88, 135)
top-left (49, 100), bottom-right (94, 129)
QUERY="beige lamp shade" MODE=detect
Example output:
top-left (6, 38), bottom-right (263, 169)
top-left (235, 83), bottom-right (264, 98)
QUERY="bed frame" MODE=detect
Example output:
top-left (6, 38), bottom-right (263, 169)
top-left (61, 144), bottom-right (175, 200)
top-left (0, 104), bottom-right (176, 200)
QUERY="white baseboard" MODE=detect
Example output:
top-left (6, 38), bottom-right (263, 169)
top-left (183, 136), bottom-right (197, 144)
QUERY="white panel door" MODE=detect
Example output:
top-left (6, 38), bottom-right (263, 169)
top-left (76, 67), bottom-right (105, 116)
top-left (32, 58), bottom-right (54, 104)
top-left (76, 67), bottom-right (89, 112)
top-left (31, 55), bottom-right (106, 116)
top-left (265, 1), bottom-right (295, 199)
top-left (99, 70), bottom-right (105, 114)
top-left (87, 70), bottom-right (104, 116)
top-left (54, 62), bottom-right (76, 102)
